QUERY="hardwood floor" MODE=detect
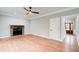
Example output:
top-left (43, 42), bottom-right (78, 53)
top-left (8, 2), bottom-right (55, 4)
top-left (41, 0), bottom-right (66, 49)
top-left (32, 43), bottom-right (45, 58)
top-left (0, 34), bottom-right (78, 52)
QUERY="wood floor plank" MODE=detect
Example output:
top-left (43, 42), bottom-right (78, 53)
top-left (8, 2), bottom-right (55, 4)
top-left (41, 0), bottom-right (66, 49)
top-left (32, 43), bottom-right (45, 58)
top-left (0, 34), bottom-right (78, 52)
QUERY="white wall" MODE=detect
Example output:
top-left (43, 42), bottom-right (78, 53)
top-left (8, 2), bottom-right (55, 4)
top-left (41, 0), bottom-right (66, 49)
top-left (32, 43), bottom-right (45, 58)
top-left (30, 8), bottom-right (79, 42)
top-left (76, 15), bottom-right (79, 45)
top-left (0, 15), bottom-right (30, 38)
top-left (30, 18), bottom-right (49, 38)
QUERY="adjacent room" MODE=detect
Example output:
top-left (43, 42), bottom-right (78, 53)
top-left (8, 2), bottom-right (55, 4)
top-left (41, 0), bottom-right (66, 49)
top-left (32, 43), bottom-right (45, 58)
top-left (0, 7), bottom-right (79, 52)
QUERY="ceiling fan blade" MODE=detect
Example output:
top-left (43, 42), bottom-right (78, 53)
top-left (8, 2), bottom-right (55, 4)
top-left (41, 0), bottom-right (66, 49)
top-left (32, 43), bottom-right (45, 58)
top-left (24, 7), bottom-right (28, 11)
top-left (32, 11), bottom-right (39, 14)
top-left (26, 13), bottom-right (29, 15)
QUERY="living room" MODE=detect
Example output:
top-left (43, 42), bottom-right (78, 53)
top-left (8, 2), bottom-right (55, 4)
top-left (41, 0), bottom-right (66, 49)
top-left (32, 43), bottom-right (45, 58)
top-left (0, 7), bottom-right (79, 52)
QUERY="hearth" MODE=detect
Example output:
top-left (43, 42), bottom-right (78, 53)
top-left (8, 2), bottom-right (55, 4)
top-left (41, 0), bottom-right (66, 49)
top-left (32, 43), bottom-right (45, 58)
top-left (10, 25), bottom-right (24, 36)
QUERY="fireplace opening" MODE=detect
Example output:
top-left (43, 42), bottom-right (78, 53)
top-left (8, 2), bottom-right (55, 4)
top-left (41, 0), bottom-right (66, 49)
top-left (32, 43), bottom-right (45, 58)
top-left (10, 25), bottom-right (24, 36)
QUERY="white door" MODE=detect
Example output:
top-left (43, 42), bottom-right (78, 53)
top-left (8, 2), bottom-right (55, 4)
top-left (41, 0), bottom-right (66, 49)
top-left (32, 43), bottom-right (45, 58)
top-left (49, 17), bottom-right (61, 41)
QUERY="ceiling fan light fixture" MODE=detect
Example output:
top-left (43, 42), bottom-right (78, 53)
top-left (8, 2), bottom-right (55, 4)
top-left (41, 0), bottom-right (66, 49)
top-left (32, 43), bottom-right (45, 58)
top-left (29, 11), bottom-right (32, 14)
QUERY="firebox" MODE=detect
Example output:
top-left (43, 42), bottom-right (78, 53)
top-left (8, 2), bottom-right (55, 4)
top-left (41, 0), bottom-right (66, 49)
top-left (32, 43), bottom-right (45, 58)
top-left (10, 25), bottom-right (24, 36)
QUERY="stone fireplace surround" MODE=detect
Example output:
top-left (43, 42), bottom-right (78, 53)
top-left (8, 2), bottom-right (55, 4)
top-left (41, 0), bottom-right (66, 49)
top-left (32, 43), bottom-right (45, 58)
top-left (10, 25), bottom-right (24, 36)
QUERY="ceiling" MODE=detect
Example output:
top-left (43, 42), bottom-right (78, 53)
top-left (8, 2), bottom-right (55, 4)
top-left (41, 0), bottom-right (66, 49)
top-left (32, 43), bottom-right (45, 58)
top-left (0, 7), bottom-right (77, 20)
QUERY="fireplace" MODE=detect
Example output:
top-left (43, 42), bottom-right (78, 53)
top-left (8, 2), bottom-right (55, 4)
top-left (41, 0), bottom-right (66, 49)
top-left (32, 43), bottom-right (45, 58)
top-left (10, 25), bottom-right (24, 36)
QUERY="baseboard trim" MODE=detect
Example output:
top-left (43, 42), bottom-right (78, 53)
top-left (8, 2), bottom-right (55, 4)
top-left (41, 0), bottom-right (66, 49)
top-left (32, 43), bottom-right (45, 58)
top-left (0, 36), bottom-right (10, 38)
top-left (30, 34), bottom-right (49, 39)
top-left (30, 34), bottom-right (63, 42)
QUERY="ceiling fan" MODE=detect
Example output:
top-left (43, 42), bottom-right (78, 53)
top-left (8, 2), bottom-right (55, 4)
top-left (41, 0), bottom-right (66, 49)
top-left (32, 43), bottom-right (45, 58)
top-left (24, 7), bottom-right (39, 15)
